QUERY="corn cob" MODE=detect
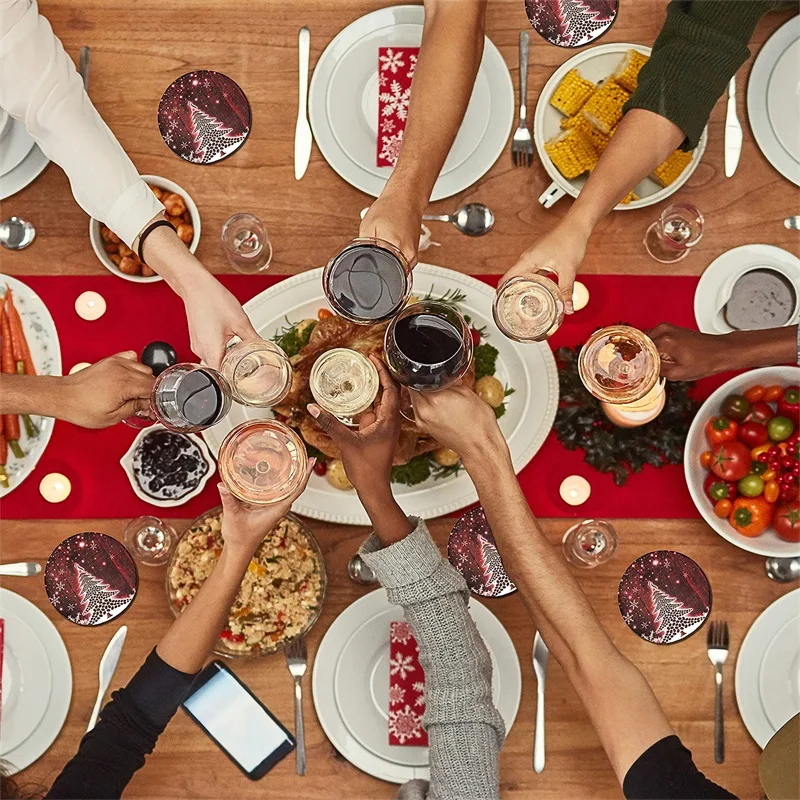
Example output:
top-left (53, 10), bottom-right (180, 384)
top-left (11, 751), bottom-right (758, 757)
top-left (652, 150), bottom-right (693, 187)
top-left (545, 128), bottom-right (599, 179)
top-left (550, 69), bottom-right (596, 117)
top-left (581, 78), bottom-right (631, 135)
top-left (614, 49), bottom-right (649, 93)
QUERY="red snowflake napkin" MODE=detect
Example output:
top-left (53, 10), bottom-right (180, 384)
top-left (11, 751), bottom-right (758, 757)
top-left (377, 47), bottom-right (418, 167)
top-left (388, 620), bottom-right (428, 746)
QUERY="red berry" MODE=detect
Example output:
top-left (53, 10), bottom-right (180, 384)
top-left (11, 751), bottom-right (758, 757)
top-left (783, 456), bottom-right (795, 469)
top-left (787, 444), bottom-right (797, 455)
top-left (769, 446), bottom-right (782, 457)
top-left (470, 328), bottom-right (481, 346)
top-left (313, 459), bottom-right (328, 476)
top-left (757, 452), bottom-right (769, 462)
top-left (793, 463), bottom-right (800, 476)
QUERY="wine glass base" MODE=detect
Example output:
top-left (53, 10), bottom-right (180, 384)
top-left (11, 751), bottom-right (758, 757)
top-left (122, 411), bottom-right (156, 429)
top-left (643, 222), bottom-right (689, 264)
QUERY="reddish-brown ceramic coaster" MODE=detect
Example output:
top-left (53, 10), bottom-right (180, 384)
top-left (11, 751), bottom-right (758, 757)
top-left (525, 0), bottom-right (618, 48)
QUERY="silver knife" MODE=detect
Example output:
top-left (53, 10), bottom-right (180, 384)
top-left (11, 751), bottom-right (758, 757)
top-left (294, 27), bottom-right (312, 181)
top-left (0, 562), bottom-right (41, 577)
top-left (532, 631), bottom-right (549, 773)
top-left (79, 46), bottom-right (91, 92)
top-left (87, 625), bottom-right (127, 732)
top-left (724, 76), bottom-right (742, 178)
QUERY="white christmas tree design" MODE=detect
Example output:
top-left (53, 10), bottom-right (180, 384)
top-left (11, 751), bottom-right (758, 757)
top-left (187, 101), bottom-right (247, 164)
top-left (75, 564), bottom-right (131, 625)
top-left (647, 581), bottom-right (704, 644)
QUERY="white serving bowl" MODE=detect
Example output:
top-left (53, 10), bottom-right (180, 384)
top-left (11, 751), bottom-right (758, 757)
top-left (684, 365), bottom-right (800, 558)
top-left (89, 174), bottom-right (201, 283)
top-left (120, 424), bottom-right (216, 508)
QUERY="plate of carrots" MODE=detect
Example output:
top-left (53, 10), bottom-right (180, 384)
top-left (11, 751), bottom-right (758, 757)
top-left (0, 277), bottom-right (61, 496)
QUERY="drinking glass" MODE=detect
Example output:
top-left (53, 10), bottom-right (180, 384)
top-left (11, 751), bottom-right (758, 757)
top-left (218, 419), bottom-right (308, 505)
top-left (562, 519), bottom-right (618, 568)
top-left (143, 363), bottom-right (231, 433)
top-left (221, 339), bottom-right (293, 408)
top-left (578, 325), bottom-right (661, 405)
top-left (643, 202), bottom-right (704, 264)
top-left (323, 237), bottom-right (411, 324)
top-left (123, 516), bottom-right (176, 567)
top-left (309, 348), bottom-right (379, 425)
top-left (221, 213), bottom-right (273, 273)
top-left (493, 271), bottom-right (564, 342)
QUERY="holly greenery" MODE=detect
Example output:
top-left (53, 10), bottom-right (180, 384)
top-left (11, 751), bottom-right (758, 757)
top-left (553, 346), bottom-right (697, 486)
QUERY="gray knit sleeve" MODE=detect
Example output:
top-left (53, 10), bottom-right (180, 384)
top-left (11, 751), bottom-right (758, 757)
top-left (360, 519), bottom-right (505, 800)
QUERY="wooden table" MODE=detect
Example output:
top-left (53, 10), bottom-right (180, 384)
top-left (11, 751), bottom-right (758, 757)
top-left (1, 1), bottom-right (797, 798)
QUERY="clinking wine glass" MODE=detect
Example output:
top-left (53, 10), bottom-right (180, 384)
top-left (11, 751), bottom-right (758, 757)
top-left (124, 363), bottom-right (232, 433)
top-left (384, 301), bottom-right (473, 419)
top-left (643, 202), bottom-right (704, 264)
top-left (309, 348), bottom-right (379, 426)
top-left (493, 270), bottom-right (565, 342)
top-left (323, 237), bottom-right (412, 324)
top-left (220, 338), bottom-right (293, 408)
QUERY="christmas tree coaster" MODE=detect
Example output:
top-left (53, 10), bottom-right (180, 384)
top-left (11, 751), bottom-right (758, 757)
top-left (44, 532), bottom-right (138, 626)
top-left (618, 550), bottom-right (711, 645)
top-left (158, 70), bottom-right (251, 164)
top-left (525, 0), bottom-right (618, 48)
top-left (448, 507), bottom-right (516, 598)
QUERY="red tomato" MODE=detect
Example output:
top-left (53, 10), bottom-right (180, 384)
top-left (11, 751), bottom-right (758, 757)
top-left (470, 328), bottom-right (481, 346)
top-left (729, 497), bottom-right (773, 537)
top-left (773, 501), bottom-right (800, 542)
top-left (737, 421), bottom-right (769, 448)
top-left (710, 441), bottom-right (752, 482)
top-left (705, 416), bottom-right (738, 445)
top-left (744, 385), bottom-right (766, 404)
top-left (778, 385), bottom-right (800, 424)
top-left (318, 308), bottom-right (333, 320)
top-left (746, 401), bottom-right (775, 426)
top-left (704, 473), bottom-right (738, 502)
top-left (764, 385), bottom-right (783, 402)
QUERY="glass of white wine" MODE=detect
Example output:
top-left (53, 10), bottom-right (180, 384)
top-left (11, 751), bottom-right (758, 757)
top-left (309, 348), bottom-right (379, 425)
top-left (493, 271), bottom-right (565, 342)
top-left (221, 339), bottom-right (293, 408)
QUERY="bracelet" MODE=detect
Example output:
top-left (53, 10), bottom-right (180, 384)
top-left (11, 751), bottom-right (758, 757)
top-left (137, 220), bottom-right (176, 264)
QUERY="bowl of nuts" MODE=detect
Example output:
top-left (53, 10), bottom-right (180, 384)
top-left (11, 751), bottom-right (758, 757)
top-left (89, 175), bottom-right (201, 282)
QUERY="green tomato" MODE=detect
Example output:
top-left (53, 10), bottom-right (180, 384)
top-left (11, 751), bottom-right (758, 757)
top-left (750, 460), bottom-right (768, 475)
top-left (721, 394), bottom-right (750, 422)
top-left (767, 415), bottom-right (795, 442)
top-left (738, 474), bottom-right (765, 498)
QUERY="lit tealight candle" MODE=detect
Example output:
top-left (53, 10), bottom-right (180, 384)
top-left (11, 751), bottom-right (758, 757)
top-left (69, 362), bottom-right (92, 375)
top-left (571, 281), bottom-right (590, 312)
top-left (39, 472), bottom-right (72, 503)
top-left (559, 475), bottom-right (591, 506)
top-left (74, 291), bottom-right (106, 321)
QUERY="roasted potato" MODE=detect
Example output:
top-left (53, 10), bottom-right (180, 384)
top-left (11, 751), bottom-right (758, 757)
top-left (433, 447), bottom-right (460, 467)
top-left (104, 242), bottom-right (118, 255)
top-left (176, 223), bottom-right (193, 244)
top-left (475, 376), bottom-right (504, 408)
top-left (148, 184), bottom-right (164, 200)
top-left (110, 253), bottom-right (122, 266)
top-left (162, 193), bottom-right (186, 217)
top-left (325, 459), bottom-right (353, 491)
top-left (118, 243), bottom-right (133, 258)
top-left (118, 255), bottom-right (140, 275)
top-left (141, 264), bottom-right (157, 277)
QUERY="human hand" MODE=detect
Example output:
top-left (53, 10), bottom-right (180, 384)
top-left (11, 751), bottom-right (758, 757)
top-left (500, 220), bottom-right (590, 314)
top-left (360, 192), bottom-right (422, 269)
top-left (411, 382), bottom-right (509, 468)
top-left (648, 323), bottom-right (732, 381)
top-left (60, 352), bottom-right (154, 428)
top-left (217, 458), bottom-right (315, 558)
top-left (181, 271), bottom-right (259, 369)
top-left (307, 356), bottom-right (400, 494)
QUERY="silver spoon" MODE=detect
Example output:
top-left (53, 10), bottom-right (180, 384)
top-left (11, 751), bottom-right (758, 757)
top-left (422, 203), bottom-right (495, 236)
top-left (785, 216), bottom-right (800, 230)
top-left (0, 217), bottom-right (36, 250)
top-left (347, 553), bottom-right (377, 585)
top-left (0, 562), bottom-right (42, 577)
top-left (765, 557), bottom-right (800, 583)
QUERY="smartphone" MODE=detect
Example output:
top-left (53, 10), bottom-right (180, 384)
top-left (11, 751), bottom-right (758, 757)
top-left (182, 660), bottom-right (295, 779)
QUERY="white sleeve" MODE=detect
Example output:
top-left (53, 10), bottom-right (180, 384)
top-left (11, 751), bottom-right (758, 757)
top-left (0, 0), bottom-right (163, 247)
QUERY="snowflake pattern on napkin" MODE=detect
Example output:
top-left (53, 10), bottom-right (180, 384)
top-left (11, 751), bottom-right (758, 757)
top-left (377, 47), bottom-right (418, 168)
top-left (388, 620), bottom-right (428, 746)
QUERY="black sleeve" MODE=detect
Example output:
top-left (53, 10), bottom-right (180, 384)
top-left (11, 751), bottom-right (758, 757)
top-left (623, 735), bottom-right (737, 800)
top-left (46, 649), bottom-right (198, 800)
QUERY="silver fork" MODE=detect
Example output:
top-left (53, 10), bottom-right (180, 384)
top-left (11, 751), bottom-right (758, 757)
top-left (285, 636), bottom-right (308, 775)
top-left (706, 621), bottom-right (729, 764)
top-left (511, 31), bottom-right (534, 167)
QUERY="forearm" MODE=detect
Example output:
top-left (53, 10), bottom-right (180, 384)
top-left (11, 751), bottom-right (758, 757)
top-left (381, 0), bottom-right (486, 211)
top-left (567, 110), bottom-right (683, 233)
top-left (156, 546), bottom-right (252, 673)
top-left (138, 223), bottom-right (212, 299)
top-left (358, 484), bottom-right (414, 546)
top-left (712, 325), bottom-right (800, 372)
top-left (0, 374), bottom-right (67, 418)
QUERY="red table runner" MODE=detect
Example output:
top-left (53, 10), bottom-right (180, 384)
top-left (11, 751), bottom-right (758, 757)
top-left (2, 273), bottom-right (732, 522)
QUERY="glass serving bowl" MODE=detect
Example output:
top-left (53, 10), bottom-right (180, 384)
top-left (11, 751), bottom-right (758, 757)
top-left (165, 506), bottom-right (327, 658)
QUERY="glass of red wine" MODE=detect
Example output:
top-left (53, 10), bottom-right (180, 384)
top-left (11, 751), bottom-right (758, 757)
top-left (383, 301), bottom-right (473, 419)
top-left (323, 237), bottom-right (412, 324)
top-left (124, 363), bottom-right (232, 433)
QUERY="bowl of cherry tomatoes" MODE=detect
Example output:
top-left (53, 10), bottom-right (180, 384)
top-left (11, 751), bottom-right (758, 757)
top-left (685, 366), bottom-right (800, 557)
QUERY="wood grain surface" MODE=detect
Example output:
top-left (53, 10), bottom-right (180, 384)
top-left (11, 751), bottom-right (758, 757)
top-left (1, 1), bottom-right (797, 798)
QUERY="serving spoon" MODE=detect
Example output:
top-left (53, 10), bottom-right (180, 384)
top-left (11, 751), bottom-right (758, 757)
top-left (359, 203), bottom-right (495, 237)
top-left (765, 557), bottom-right (800, 583)
top-left (0, 217), bottom-right (36, 250)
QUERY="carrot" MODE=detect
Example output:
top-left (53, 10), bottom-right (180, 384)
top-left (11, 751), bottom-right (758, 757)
top-left (3, 288), bottom-right (35, 376)
top-left (0, 309), bottom-right (23, 458)
top-left (0, 429), bottom-right (8, 488)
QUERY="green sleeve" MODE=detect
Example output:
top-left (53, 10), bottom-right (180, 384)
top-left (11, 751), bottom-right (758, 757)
top-left (623, 0), bottom-right (777, 150)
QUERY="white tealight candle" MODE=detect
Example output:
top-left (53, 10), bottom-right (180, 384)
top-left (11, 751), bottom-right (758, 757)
top-left (559, 475), bottom-right (591, 506)
top-left (572, 281), bottom-right (590, 312)
top-left (68, 362), bottom-right (92, 375)
top-left (75, 291), bottom-right (106, 321)
top-left (39, 472), bottom-right (72, 503)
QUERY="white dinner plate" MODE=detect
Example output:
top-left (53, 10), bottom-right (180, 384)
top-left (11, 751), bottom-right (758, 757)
top-left (0, 610), bottom-right (52, 755)
top-left (736, 589), bottom-right (800, 748)
top-left (312, 588), bottom-right (521, 784)
top-left (0, 142), bottom-right (49, 201)
top-left (0, 276), bottom-right (62, 498)
top-left (534, 43), bottom-right (707, 210)
top-left (0, 589), bottom-right (72, 775)
top-left (748, 16), bottom-right (800, 186)
top-left (0, 119), bottom-right (36, 177)
top-left (309, 5), bottom-right (514, 201)
top-left (693, 244), bottom-right (800, 334)
top-left (202, 264), bottom-right (559, 526)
